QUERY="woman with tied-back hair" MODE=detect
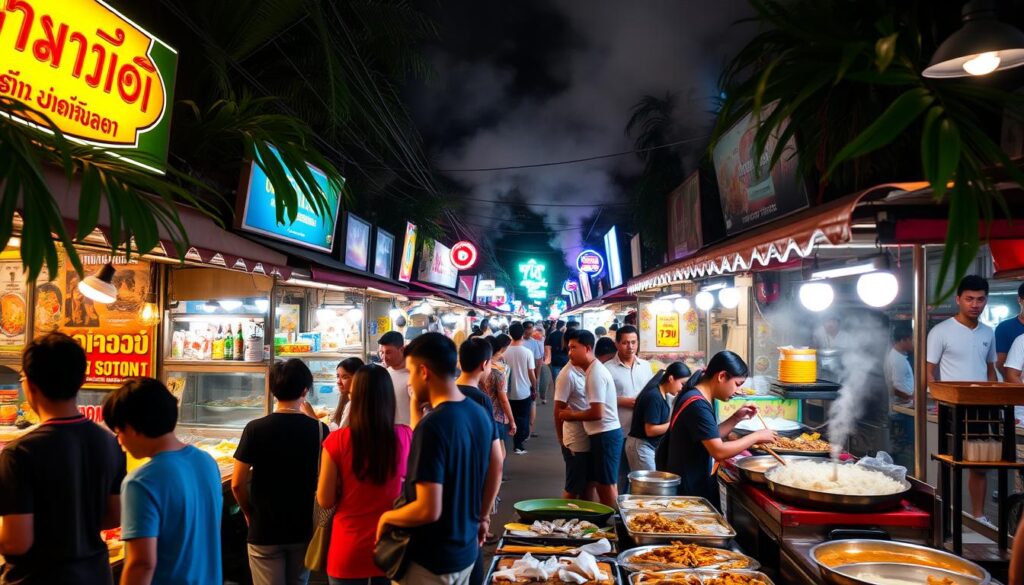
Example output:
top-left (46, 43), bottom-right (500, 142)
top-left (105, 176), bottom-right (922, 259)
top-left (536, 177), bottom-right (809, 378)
top-left (317, 365), bottom-right (412, 585)
top-left (660, 351), bottom-right (776, 511)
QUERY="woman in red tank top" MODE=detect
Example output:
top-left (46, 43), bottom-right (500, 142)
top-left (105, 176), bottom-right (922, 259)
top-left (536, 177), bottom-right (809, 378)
top-left (317, 365), bottom-right (412, 585)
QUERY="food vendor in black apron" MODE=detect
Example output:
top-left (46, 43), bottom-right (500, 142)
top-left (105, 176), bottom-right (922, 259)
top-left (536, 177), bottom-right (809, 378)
top-left (658, 351), bottom-right (777, 511)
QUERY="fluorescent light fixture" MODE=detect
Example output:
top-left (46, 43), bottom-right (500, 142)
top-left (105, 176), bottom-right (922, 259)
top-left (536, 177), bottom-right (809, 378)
top-left (695, 291), bottom-right (715, 311)
top-left (700, 282), bottom-right (728, 292)
top-left (718, 287), bottom-right (740, 309)
top-left (856, 272), bottom-right (899, 307)
top-left (254, 299), bottom-right (270, 313)
top-left (218, 299), bottom-right (243, 312)
top-left (78, 262), bottom-right (117, 304)
top-left (658, 293), bottom-right (681, 300)
top-left (799, 281), bottom-right (834, 312)
top-left (201, 299), bottom-right (220, 313)
top-left (811, 256), bottom-right (886, 280)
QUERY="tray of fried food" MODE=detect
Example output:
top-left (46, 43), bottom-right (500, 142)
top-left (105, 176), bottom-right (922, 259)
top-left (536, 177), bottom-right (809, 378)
top-left (490, 554), bottom-right (619, 584)
top-left (617, 542), bottom-right (759, 572)
top-left (631, 570), bottom-right (774, 585)
top-left (752, 432), bottom-right (831, 455)
top-left (621, 511), bottom-right (735, 547)
top-left (617, 496), bottom-right (716, 514)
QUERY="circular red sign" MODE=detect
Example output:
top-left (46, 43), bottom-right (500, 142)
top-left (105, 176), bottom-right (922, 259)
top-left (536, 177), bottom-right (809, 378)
top-left (451, 241), bottom-right (478, 270)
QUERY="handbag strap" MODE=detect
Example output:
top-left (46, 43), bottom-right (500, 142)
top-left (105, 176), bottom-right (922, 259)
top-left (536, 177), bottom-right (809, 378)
top-left (667, 394), bottom-right (703, 432)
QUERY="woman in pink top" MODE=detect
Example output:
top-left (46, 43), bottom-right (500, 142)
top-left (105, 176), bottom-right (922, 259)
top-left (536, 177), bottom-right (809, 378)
top-left (317, 364), bottom-right (412, 585)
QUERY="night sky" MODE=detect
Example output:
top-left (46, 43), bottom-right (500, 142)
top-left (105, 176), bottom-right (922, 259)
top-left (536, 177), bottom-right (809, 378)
top-left (407, 0), bottom-right (755, 270)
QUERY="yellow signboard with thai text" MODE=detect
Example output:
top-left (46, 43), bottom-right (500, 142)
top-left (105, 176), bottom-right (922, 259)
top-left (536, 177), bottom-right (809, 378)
top-left (0, 0), bottom-right (177, 171)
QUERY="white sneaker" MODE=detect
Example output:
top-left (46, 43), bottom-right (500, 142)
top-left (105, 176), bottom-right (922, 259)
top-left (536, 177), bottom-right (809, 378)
top-left (973, 514), bottom-right (997, 530)
top-left (514, 448), bottom-right (528, 455)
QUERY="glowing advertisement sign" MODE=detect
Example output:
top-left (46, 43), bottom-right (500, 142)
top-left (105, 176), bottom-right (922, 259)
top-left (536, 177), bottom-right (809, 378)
top-left (239, 144), bottom-right (343, 253)
top-left (398, 222), bottom-right (417, 282)
top-left (450, 241), bottom-right (478, 270)
top-left (576, 250), bottom-right (604, 275)
top-left (603, 226), bottom-right (623, 288)
top-left (518, 259), bottom-right (548, 299)
top-left (0, 0), bottom-right (178, 172)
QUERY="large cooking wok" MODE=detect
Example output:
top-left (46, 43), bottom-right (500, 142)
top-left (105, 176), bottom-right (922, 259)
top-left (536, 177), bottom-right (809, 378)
top-left (763, 461), bottom-right (911, 512)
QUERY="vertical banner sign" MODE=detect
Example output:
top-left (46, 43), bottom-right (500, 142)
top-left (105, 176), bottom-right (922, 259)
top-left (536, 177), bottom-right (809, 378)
top-left (656, 313), bottom-right (680, 347)
top-left (34, 249), bottom-right (156, 388)
top-left (0, 0), bottom-right (178, 172)
top-left (456, 275), bottom-right (478, 301)
top-left (667, 172), bottom-right (703, 260)
top-left (398, 222), bottom-right (418, 282)
top-left (0, 261), bottom-right (27, 357)
top-left (630, 234), bottom-right (642, 277)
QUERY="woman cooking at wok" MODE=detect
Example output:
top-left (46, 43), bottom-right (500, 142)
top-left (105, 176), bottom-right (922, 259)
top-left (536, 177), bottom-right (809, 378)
top-left (658, 351), bottom-right (777, 511)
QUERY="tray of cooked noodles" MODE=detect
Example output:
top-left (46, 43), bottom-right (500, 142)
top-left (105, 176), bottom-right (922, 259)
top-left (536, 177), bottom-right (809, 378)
top-left (617, 543), bottom-right (759, 572)
top-left (810, 540), bottom-right (990, 585)
top-left (621, 511), bottom-right (735, 547)
top-left (630, 569), bottom-right (774, 585)
top-left (750, 432), bottom-right (831, 456)
top-left (617, 496), bottom-right (716, 514)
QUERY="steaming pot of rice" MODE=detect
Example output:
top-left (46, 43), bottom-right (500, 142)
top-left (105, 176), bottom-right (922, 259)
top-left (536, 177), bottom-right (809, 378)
top-left (764, 460), bottom-right (911, 512)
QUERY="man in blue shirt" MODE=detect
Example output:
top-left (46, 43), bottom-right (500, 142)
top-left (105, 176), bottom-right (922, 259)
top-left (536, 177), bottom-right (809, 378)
top-left (378, 333), bottom-right (503, 585)
top-left (103, 378), bottom-right (222, 585)
top-left (996, 283), bottom-right (1024, 379)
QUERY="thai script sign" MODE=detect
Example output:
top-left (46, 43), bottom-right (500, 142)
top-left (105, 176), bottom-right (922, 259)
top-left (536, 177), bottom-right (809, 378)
top-left (35, 248), bottom-right (156, 388)
top-left (0, 0), bottom-right (177, 172)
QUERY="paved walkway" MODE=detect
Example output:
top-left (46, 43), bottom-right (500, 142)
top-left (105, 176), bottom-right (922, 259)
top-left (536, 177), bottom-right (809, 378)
top-left (484, 397), bottom-right (567, 566)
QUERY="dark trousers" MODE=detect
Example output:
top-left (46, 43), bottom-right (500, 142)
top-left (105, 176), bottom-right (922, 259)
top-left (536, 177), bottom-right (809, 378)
top-left (509, 397), bottom-right (533, 451)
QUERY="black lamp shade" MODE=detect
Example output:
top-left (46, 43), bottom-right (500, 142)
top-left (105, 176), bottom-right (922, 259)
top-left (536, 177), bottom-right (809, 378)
top-left (923, 1), bottom-right (1024, 78)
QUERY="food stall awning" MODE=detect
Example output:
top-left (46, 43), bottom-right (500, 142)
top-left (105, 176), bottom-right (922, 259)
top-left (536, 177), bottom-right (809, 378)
top-left (42, 166), bottom-right (293, 279)
top-left (239, 235), bottom-right (409, 295)
top-left (564, 286), bottom-right (635, 315)
top-left (407, 281), bottom-right (479, 311)
top-left (626, 182), bottom-right (928, 294)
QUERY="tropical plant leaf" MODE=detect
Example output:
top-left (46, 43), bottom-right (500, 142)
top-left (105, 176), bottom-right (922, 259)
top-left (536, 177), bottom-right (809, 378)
top-left (875, 33), bottom-right (898, 72)
top-left (827, 87), bottom-right (933, 176)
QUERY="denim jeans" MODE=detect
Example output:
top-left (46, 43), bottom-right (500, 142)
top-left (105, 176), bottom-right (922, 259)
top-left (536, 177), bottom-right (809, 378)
top-left (625, 436), bottom-right (657, 472)
top-left (247, 543), bottom-right (309, 585)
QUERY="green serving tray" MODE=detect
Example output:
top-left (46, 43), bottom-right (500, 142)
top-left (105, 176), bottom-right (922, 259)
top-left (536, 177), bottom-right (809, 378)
top-left (513, 498), bottom-right (615, 524)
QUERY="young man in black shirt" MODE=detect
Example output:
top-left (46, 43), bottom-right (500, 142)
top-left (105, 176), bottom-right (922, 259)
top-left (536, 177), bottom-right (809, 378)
top-left (0, 333), bottom-right (126, 584)
top-left (232, 359), bottom-right (330, 585)
top-left (378, 333), bottom-right (502, 585)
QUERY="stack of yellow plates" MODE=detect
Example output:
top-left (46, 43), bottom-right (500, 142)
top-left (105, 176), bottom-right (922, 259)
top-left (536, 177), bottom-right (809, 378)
top-left (778, 347), bottom-right (817, 383)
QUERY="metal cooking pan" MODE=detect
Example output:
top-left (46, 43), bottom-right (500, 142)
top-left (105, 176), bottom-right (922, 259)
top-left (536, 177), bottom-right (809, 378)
top-left (810, 540), bottom-right (990, 585)
top-left (734, 455), bottom-right (816, 485)
top-left (763, 463), bottom-right (911, 512)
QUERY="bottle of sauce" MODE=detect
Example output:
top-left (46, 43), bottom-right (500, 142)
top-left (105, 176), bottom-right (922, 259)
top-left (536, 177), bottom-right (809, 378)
top-left (235, 323), bottom-right (245, 361)
top-left (212, 325), bottom-right (225, 360)
top-left (224, 324), bottom-right (234, 360)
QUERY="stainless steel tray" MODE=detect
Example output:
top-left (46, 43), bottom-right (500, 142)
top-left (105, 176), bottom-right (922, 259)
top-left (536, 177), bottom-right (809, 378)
top-left (621, 510), bottom-right (735, 547)
top-left (629, 569), bottom-right (774, 584)
top-left (617, 544), bottom-right (759, 572)
top-left (488, 554), bottom-right (621, 584)
top-left (617, 495), bottom-right (716, 514)
top-left (810, 540), bottom-right (990, 585)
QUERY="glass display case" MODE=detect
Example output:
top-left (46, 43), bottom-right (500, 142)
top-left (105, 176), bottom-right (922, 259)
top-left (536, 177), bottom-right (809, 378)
top-left (163, 297), bottom-right (270, 429)
top-left (273, 286), bottom-right (365, 413)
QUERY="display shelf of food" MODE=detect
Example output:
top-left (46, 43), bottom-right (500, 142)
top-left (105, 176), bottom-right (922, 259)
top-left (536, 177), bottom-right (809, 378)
top-left (169, 368), bottom-right (267, 429)
top-left (273, 287), bottom-right (364, 414)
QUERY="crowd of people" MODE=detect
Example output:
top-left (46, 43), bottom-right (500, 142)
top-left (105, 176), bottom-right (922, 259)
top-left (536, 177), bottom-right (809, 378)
top-left (0, 314), bottom-right (783, 585)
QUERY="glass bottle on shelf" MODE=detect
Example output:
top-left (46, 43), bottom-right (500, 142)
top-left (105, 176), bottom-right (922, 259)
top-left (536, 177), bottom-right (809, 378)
top-left (212, 325), bottom-right (225, 360)
top-left (235, 323), bottom-right (245, 361)
top-left (224, 324), bottom-right (234, 360)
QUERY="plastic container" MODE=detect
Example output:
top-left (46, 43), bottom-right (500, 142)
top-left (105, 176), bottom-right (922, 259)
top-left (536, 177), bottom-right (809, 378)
top-left (778, 347), bottom-right (817, 383)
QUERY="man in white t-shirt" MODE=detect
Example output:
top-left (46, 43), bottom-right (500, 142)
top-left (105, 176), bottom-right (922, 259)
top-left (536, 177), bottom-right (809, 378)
top-left (504, 322), bottom-right (537, 454)
top-left (926, 275), bottom-right (998, 526)
top-left (557, 330), bottom-right (622, 507)
top-left (379, 331), bottom-right (413, 426)
top-left (884, 325), bottom-right (914, 407)
top-left (605, 325), bottom-right (654, 494)
top-left (1004, 335), bottom-right (1024, 384)
top-left (553, 329), bottom-right (591, 499)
